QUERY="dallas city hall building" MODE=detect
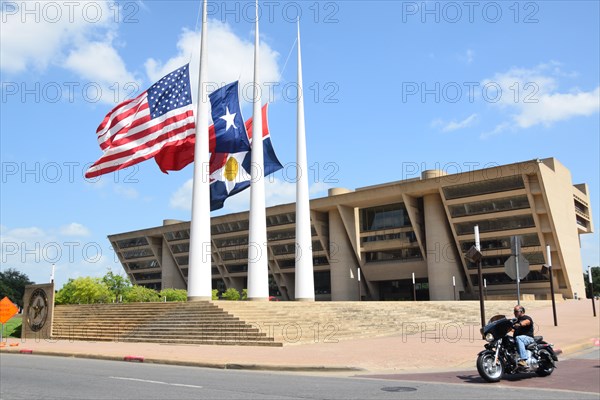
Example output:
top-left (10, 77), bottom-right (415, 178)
top-left (109, 158), bottom-right (593, 301)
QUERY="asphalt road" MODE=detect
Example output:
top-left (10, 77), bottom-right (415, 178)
top-left (1, 350), bottom-right (598, 400)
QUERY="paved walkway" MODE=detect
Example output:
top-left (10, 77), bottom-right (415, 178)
top-left (1, 299), bottom-right (598, 374)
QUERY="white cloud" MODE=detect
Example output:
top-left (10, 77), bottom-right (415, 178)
top-left (145, 22), bottom-right (281, 105)
top-left (0, 224), bottom-right (120, 289)
top-left (64, 40), bottom-right (141, 104)
top-left (59, 223), bottom-right (91, 236)
top-left (113, 185), bottom-right (140, 200)
top-left (482, 62), bottom-right (600, 135)
top-left (1, 1), bottom-right (137, 104)
top-left (170, 179), bottom-right (194, 211)
top-left (432, 113), bottom-right (478, 132)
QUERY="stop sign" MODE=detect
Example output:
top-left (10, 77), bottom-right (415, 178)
top-left (504, 254), bottom-right (530, 280)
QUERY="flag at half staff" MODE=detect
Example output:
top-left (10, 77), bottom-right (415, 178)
top-left (85, 64), bottom-right (195, 178)
top-left (210, 103), bottom-right (282, 211)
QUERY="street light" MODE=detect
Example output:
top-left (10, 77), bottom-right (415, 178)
top-left (466, 225), bottom-right (485, 334)
top-left (541, 245), bottom-right (558, 326)
top-left (452, 276), bottom-right (457, 301)
top-left (412, 272), bottom-right (416, 301)
top-left (588, 266), bottom-right (597, 317)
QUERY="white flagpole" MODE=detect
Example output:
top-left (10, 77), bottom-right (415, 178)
top-left (247, 0), bottom-right (268, 300)
top-left (187, 0), bottom-right (212, 301)
top-left (294, 20), bottom-right (315, 301)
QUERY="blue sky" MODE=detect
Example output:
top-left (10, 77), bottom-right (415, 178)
top-left (1, 1), bottom-right (599, 289)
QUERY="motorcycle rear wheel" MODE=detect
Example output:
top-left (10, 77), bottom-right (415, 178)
top-left (535, 350), bottom-right (555, 377)
top-left (476, 352), bottom-right (504, 382)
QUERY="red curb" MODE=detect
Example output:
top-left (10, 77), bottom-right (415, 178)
top-left (124, 355), bottom-right (144, 362)
top-left (19, 349), bottom-right (33, 354)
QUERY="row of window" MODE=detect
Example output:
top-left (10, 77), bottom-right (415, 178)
top-left (466, 251), bottom-right (546, 269)
top-left (459, 233), bottom-right (540, 252)
top-left (454, 215), bottom-right (535, 236)
top-left (116, 237), bottom-right (148, 249)
top-left (449, 195), bottom-right (530, 218)
top-left (443, 175), bottom-right (525, 200)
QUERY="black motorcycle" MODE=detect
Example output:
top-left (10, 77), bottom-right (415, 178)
top-left (476, 315), bottom-right (558, 382)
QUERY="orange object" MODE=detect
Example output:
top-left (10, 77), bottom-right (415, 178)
top-left (0, 343), bottom-right (6, 347)
top-left (0, 297), bottom-right (19, 324)
top-left (10, 343), bottom-right (19, 347)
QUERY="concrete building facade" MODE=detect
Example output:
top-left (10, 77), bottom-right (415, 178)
top-left (108, 158), bottom-right (593, 301)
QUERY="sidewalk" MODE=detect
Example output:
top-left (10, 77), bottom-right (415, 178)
top-left (1, 299), bottom-right (598, 374)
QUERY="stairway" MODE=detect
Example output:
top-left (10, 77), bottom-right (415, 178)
top-left (51, 302), bottom-right (281, 346)
top-left (214, 300), bottom-right (552, 345)
top-left (51, 300), bottom-right (551, 347)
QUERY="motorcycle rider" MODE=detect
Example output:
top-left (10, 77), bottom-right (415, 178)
top-left (512, 305), bottom-right (535, 368)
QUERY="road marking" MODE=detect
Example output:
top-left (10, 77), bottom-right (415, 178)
top-left (109, 376), bottom-right (203, 389)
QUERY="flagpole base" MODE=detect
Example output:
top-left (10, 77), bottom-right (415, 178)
top-left (295, 298), bottom-right (315, 302)
top-left (247, 297), bottom-right (269, 302)
top-left (187, 296), bottom-right (212, 302)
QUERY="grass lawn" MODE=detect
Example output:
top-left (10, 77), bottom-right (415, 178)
top-left (2, 315), bottom-right (22, 338)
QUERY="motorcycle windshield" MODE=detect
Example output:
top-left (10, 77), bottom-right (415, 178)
top-left (483, 317), bottom-right (513, 339)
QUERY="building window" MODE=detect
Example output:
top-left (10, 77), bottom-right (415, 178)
top-left (314, 271), bottom-right (331, 295)
top-left (164, 230), bottom-right (190, 241)
top-left (170, 243), bottom-right (189, 254)
top-left (360, 203), bottom-right (411, 232)
top-left (460, 233), bottom-right (540, 252)
top-left (212, 220), bottom-right (249, 235)
top-left (448, 195), bottom-right (530, 217)
top-left (132, 272), bottom-right (161, 281)
top-left (176, 256), bottom-right (189, 266)
top-left (471, 270), bottom-right (548, 286)
top-left (116, 237), bottom-right (148, 249)
top-left (454, 215), bottom-right (535, 236)
top-left (127, 260), bottom-right (160, 270)
top-left (226, 264), bottom-right (248, 273)
top-left (443, 175), bottom-right (525, 200)
top-left (365, 248), bottom-right (422, 263)
top-left (122, 248), bottom-right (154, 259)
top-left (214, 236), bottom-right (248, 247)
top-left (266, 213), bottom-right (296, 227)
top-left (361, 231), bottom-right (417, 244)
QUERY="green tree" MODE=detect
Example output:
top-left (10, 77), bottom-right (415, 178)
top-left (159, 288), bottom-right (187, 302)
top-left (0, 268), bottom-right (33, 308)
top-left (123, 285), bottom-right (160, 303)
top-left (102, 269), bottom-right (131, 302)
top-left (221, 288), bottom-right (240, 301)
top-left (584, 267), bottom-right (600, 298)
top-left (212, 289), bottom-right (219, 300)
top-left (55, 277), bottom-right (112, 305)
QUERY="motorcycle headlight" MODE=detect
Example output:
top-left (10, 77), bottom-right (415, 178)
top-left (485, 333), bottom-right (494, 342)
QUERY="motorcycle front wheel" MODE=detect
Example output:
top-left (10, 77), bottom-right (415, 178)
top-left (476, 351), bottom-right (504, 382)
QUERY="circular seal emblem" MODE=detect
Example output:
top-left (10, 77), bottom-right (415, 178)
top-left (27, 288), bottom-right (48, 332)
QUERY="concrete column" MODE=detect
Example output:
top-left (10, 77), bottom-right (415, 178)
top-left (329, 209), bottom-right (360, 300)
top-left (161, 240), bottom-right (187, 290)
top-left (423, 193), bottom-right (465, 300)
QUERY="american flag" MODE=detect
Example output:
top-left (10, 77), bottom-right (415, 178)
top-left (85, 64), bottom-right (195, 178)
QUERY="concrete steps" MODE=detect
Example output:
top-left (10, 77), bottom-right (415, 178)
top-left (51, 302), bottom-right (281, 347)
top-left (51, 300), bottom-right (552, 347)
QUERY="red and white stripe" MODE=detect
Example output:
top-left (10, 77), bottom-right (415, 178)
top-left (85, 92), bottom-right (195, 178)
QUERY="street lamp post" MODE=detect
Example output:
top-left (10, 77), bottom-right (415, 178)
top-left (412, 272), bottom-right (416, 301)
top-left (589, 266), bottom-right (597, 317)
top-left (545, 245), bottom-right (558, 326)
top-left (452, 276), bottom-right (457, 301)
top-left (466, 225), bottom-right (485, 336)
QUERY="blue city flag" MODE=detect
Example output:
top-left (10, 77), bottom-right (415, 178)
top-left (210, 81), bottom-right (251, 153)
top-left (209, 104), bottom-right (283, 211)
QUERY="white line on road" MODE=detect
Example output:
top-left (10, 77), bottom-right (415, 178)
top-left (109, 376), bottom-right (203, 389)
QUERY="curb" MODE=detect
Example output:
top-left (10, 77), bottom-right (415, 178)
top-left (0, 348), bottom-right (363, 373)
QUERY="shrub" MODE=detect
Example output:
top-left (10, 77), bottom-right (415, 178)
top-left (212, 289), bottom-right (219, 300)
top-left (123, 285), bottom-right (160, 303)
top-left (55, 277), bottom-right (112, 305)
top-left (159, 288), bottom-right (187, 302)
top-left (221, 288), bottom-right (240, 301)
top-left (241, 289), bottom-right (248, 300)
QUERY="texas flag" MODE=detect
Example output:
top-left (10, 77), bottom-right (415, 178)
top-left (154, 81), bottom-right (250, 173)
top-left (210, 103), bottom-right (283, 211)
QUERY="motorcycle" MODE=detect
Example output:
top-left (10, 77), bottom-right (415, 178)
top-left (476, 315), bottom-right (558, 382)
